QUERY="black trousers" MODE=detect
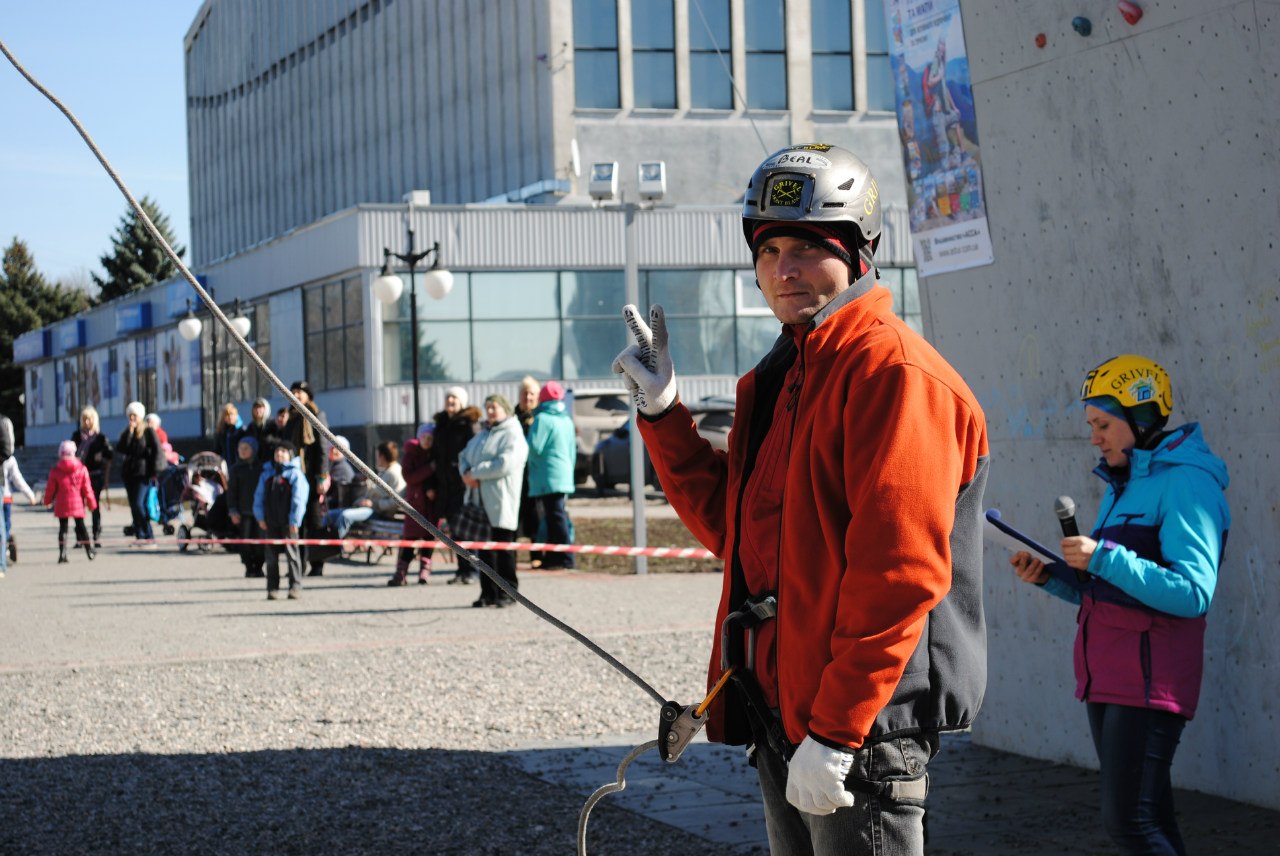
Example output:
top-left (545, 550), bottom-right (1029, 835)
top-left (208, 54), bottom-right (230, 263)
top-left (87, 471), bottom-right (106, 537)
top-left (263, 524), bottom-right (302, 592)
top-left (478, 526), bottom-right (518, 604)
top-left (58, 517), bottom-right (91, 554)
top-left (236, 515), bottom-right (262, 570)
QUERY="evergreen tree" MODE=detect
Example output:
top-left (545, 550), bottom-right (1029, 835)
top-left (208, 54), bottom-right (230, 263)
top-left (0, 238), bottom-right (92, 439)
top-left (91, 196), bottom-right (186, 303)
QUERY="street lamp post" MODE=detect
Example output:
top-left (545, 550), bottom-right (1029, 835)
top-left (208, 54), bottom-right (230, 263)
top-left (372, 229), bottom-right (453, 426)
top-left (177, 297), bottom-right (252, 438)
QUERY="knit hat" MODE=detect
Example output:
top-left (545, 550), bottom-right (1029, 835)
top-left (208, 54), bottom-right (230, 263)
top-left (484, 393), bottom-right (513, 416)
top-left (538, 380), bottom-right (565, 403)
top-left (750, 221), bottom-right (859, 274)
top-left (126, 401), bottom-right (146, 419)
top-left (59, 439), bottom-right (77, 458)
top-left (145, 413), bottom-right (161, 426)
top-left (1085, 394), bottom-right (1164, 430)
top-left (274, 438), bottom-right (297, 456)
top-left (290, 380), bottom-right (315, 399)
top-left (330, 435), bottom-right (350, 452)
top-left (416, 422), bottom-right (436, 438)
top-left (445, 386), bottom-right (468, 408)
top-left (238, 436), bottom-right (259, 456)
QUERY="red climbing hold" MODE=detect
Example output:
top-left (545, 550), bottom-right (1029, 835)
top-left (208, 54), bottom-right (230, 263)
top-left (1035, 33), bottom-right (1047, 48)
top-left (1118, 1), bottom-right (1143, 26)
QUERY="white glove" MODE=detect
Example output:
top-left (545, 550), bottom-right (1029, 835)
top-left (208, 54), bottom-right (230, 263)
top-left (612, 303), bottom-right (677, 417)
top-left (786, 735), bottom-right (856, 816)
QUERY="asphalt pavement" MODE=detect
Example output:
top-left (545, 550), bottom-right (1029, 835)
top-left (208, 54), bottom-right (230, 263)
top-left (1, 494), bottom-right (1275, 854)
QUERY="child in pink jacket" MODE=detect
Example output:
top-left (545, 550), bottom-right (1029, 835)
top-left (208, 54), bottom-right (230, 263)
top-left (44, 440), bottom-right (98, 563)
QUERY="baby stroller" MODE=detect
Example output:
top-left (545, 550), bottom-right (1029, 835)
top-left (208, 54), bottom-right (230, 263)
top-left (175, 451), bottom-right (232, 553)
top-left (124, 458), bottom-right (188, 538)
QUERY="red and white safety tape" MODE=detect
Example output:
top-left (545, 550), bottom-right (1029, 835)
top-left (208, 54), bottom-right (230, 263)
top-left (170, 536), bottom-right (717, 558)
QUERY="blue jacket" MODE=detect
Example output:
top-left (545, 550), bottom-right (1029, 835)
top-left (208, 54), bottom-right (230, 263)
top-left (252, 456), bottom-right (310, 529)
top-left (526, 400), bottom-right (576, 497)
top-left (1045, 422), bottom-right (1229, 718)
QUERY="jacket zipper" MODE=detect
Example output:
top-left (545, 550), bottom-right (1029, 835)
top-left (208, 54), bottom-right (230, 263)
top-left (773, 331), bottom-right (808, 730)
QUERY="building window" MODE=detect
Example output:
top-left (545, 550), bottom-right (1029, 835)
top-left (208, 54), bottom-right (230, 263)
top-left (574, 0), bottom-right (620, 108)
top-left (689, 0), bottom-right (732, 109)
top-left (811, 0), bottom-right (853, 111)
top-left (379, 265), bottom-right (920, 384)
top-left (877, 267), bottom-right (923, 333)
top-left (304, 277), bottom-right (365, 392)
top-left (201, 303), bottom-right (272, 426)
top-left (632, 0), bottom-right (675, 108)
top-left (744, 0), bottom-right (787, 109)
top-left (562, 270), bottom-right (627, 379)
top-left (382, 273), bottom-right (474, 385)
top-left (135, 337), bottom-right (157, 414)
top-left (470, 272), bottom-right (561, 381)
top-left (864, 0), bottom-right (894, 111)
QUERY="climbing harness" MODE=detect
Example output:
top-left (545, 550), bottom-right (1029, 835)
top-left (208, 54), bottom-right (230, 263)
top-left (0, 37), bottom-right (726, 854)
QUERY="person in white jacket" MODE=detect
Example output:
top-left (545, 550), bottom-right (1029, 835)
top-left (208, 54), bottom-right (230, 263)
top-left (3, 453), bottom-right (37, 566)
top-left (459, 394), bottom-right (528, 608)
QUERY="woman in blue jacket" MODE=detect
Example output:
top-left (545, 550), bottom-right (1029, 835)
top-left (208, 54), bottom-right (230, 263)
top-left (1011, 354), bottom-right (1229, 855)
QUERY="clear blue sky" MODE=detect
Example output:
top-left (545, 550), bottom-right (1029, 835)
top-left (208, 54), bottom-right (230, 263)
top-left (0, 2), bottom-right (202, 290)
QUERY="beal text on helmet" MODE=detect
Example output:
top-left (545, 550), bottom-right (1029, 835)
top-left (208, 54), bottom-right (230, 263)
top-left (763, 152), bottom-right (831, 170)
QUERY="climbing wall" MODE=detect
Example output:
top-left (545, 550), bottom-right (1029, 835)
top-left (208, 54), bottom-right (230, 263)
top-left (924, 0), bottom-right (1279, 807)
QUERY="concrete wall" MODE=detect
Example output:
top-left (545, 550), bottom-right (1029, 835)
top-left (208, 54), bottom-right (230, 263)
top-left (925, 1), bottom-right (1278, 807)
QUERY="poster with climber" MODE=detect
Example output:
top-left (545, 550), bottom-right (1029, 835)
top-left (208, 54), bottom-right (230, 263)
top-left (885, 0), bottom-right (992, 276)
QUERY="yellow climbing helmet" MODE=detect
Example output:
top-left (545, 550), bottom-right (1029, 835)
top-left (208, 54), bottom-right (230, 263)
top-left (1079, 354), bottom-right (1173, 417)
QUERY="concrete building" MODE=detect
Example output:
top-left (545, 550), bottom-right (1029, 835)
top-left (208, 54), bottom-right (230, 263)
top-left (17, 0), bottom-right (919, 456)
top-left (184, 0), bottom-right (904, 266)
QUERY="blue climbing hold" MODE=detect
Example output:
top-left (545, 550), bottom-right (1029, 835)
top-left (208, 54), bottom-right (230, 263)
top-left (1072, 16), bottom-right (1092, 36)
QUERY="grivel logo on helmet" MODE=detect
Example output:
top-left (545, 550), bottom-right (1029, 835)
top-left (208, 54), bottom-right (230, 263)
top-left (769, 179), bottom-right (803, 207)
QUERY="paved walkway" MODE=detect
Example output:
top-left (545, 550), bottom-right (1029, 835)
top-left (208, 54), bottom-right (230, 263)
top-left (2, 497), bottom-right (1276, 854)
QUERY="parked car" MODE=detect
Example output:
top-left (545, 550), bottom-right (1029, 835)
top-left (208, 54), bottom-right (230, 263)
top-left (567, 387), bottom-right (632, 485)
top-left (590, 395), bottom-right (736, 494)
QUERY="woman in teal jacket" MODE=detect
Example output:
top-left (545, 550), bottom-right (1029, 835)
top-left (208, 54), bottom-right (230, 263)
top-left (526, 381), bottom-right (576, 569)
top-left (1012, 354), bottom-right (1229, 855)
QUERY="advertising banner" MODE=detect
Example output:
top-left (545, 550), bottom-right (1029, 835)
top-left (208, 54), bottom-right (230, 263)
top-left (158, 328), bottom-right (198, 410)
top-left (885, 0), bottom-right (993, 276)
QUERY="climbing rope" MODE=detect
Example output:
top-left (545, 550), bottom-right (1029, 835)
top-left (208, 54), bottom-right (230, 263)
top-left (0, 36), bottom-right (668, 707)
top-left (0, 35), bottom-right (744, 853)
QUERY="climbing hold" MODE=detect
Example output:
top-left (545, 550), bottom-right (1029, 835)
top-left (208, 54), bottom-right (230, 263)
top-left (1035, 33), bottom-right (1047, 48)
top-left (1072, 16), bottom-right (1092, 36)
top-left (1118, 1), bottom-right (1143, 25)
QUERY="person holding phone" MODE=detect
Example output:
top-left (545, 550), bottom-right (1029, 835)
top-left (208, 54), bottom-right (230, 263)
top-left (1011, 354), bottom-right (1230, 855)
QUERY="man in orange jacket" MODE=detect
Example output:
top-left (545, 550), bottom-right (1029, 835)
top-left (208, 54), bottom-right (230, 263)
top-left (615, 144), bottom-right (989, 855)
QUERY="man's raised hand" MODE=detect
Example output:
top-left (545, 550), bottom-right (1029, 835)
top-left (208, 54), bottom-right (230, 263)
top-left (612, 304), bottom-right (677, 417)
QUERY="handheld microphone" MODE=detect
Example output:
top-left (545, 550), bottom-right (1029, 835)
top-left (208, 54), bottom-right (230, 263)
top-left (1054, 496), bottom-right (1080, 538)
top-left (1054, 496), bottom-right (1088, 582)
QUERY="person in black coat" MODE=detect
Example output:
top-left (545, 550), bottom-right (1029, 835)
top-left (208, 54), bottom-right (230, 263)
top-left (116, 401), bottom-right (162, 546)
top-left (212, 402), bottom-right (245, 464)
top-left (226, 435), bottom-right (264, 577)
top-left (432, 386), bottom-right (481, 531)
top-left (243, 398), bottom-right (278, 463)
top-left (286, 380), bottom-right (329, 575)
top-left (71, 405), bottom-right (113, 549)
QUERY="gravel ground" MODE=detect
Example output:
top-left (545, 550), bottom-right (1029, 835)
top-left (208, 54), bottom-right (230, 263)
top-left (0, 631), bottom-right (746, 855)
top-left (0, 500), bottom-right (747, 855)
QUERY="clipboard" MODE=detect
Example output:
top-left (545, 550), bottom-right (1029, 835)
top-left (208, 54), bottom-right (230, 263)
top-left (984, 508), bottom-right (1086, 590)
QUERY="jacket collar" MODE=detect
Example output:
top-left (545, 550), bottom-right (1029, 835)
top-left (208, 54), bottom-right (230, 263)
top-left (783, 277), bottom-right (894, 352)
